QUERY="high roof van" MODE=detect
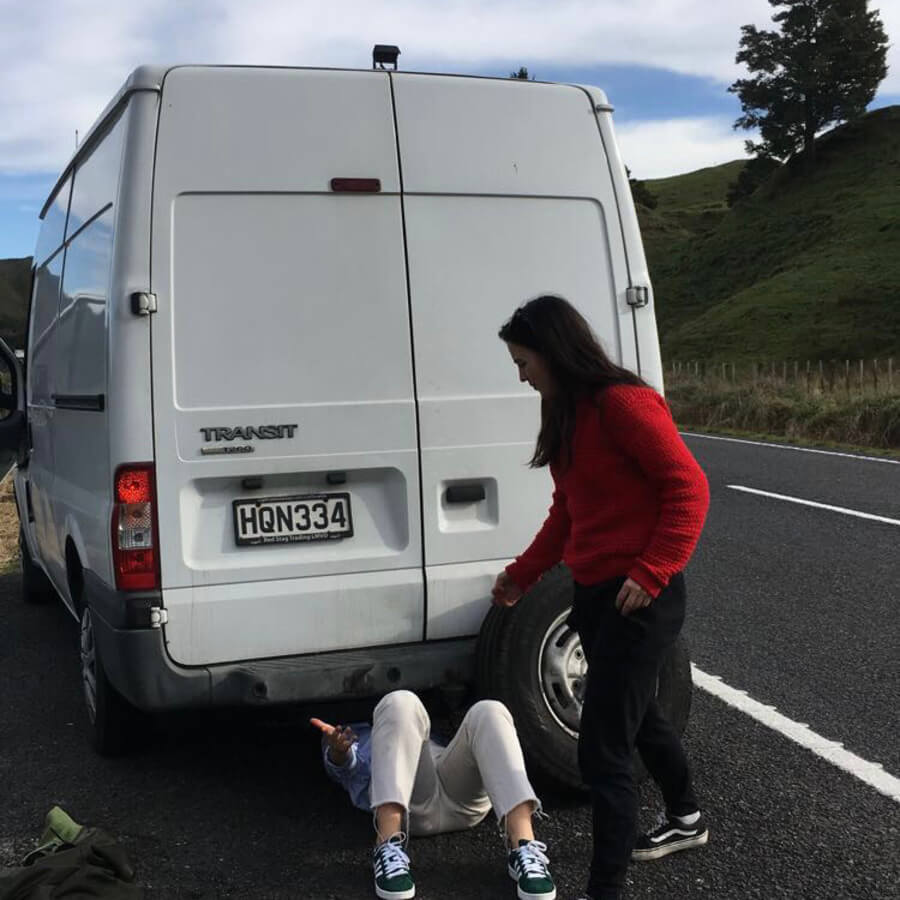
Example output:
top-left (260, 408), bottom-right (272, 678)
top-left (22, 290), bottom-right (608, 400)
top-left (0, 63), bottom-right (691, 787)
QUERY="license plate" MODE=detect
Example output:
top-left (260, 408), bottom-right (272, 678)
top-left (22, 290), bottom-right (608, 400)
top-left (232, 493), bottom-right (353, 546)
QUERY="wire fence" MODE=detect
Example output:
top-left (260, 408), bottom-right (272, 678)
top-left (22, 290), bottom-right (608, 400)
top-left (666, 358), bottom-right (897, 397)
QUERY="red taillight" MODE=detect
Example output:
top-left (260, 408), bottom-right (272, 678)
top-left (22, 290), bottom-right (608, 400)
top-left (116, 469), bottom-right (152, 504)
top-left (112, 463), bottom-right (159, 591)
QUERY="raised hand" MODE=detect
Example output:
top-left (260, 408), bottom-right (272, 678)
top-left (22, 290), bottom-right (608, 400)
top-left (310, 717), bottom-right (357, 766)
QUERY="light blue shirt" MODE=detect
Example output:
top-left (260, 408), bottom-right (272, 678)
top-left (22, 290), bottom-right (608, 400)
top-left (321, 723), bottom-right (374, 812)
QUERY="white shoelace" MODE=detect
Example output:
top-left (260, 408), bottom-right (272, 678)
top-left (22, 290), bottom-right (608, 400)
top-left (512, 840), bottom-right (550, 878)
top-left (374, 838), bottom-right (411, 879)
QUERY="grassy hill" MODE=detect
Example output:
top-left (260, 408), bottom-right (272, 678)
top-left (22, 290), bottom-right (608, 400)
top-left (641, 105), bottom-right (900, 363)
top-left (0, 257), bottom-right (30, 350)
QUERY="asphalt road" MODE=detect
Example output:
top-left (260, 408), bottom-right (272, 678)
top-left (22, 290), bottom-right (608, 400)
top-left (1, 434), bottom-right (898, 899)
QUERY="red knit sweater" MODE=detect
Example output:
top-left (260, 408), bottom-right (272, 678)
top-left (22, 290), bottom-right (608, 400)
top-left (506, 385), bottom-right (710, 598)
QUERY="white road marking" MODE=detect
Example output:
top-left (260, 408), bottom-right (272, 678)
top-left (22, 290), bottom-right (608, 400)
top-left (681, 432), bottom-right (900, 465)
top-left (727, 485), bottom-right (900, 526)
top-left (693, 665), bottom-right (900, 803)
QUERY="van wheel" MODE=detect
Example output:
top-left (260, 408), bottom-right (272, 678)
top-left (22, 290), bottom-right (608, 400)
top-left (476, 566), bottom-right (693, 791)
top-left (79, 608), bottom-right (141, 756)
top-left (19, 529), bottom-right (55, 604)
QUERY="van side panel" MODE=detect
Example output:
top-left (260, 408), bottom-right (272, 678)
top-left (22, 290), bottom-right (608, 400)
top-left (391, 75), bottom-right (638, 639)
top-left (150, 68), bottom-right (424, 665)
top-left (51, 110), bottom-right (128, 597)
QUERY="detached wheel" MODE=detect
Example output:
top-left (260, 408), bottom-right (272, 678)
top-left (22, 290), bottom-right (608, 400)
top-left (80, 608), bottom-right (141, 756)
top-left (20, 529), bottom-right (55, 604)
top-left (477, 566), bottom-right (693, 791)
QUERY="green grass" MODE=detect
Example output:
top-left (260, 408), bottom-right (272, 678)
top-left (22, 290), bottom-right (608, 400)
top-left (666, 377), bottom-right (900, 450)
top-left (641, 105), bottom-right (900, 364)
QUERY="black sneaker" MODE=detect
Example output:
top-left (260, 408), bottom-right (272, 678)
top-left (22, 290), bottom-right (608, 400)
top-left (632, 810), bottom-right (708, 861)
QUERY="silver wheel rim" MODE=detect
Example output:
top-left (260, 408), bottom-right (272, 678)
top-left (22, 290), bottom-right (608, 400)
top-left (538, 609), bottom-right (586, 737)
top-left (80, 610), bottom-right (98, 723)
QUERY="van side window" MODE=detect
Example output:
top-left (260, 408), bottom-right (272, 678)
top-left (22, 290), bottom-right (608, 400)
top-left (67, 115), bottom-right (126, 238)
top-left (56, 113), bottom-right (126, 398)
top-left (28, 176), bottom-right (72, 406)
top-left (33, 180), bottom-right (71, 269)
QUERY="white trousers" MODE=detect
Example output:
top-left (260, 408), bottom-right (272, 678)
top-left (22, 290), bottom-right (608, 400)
top-left (369, 690), bottom-right (539, 837)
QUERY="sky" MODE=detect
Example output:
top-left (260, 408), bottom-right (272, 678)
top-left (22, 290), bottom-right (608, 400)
top-left (1, 0), bottom-right (897, 259)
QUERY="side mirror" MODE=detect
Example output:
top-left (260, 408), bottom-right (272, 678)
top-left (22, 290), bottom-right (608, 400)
top-left (0, 336), bottom-right (25, 452)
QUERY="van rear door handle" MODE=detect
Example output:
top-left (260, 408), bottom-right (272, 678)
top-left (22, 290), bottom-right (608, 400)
top-left (445, 484), bottom-right (486, 504)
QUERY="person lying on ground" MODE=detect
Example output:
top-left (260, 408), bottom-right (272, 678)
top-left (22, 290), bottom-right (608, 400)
top-left (312, 689), bottom-right (556, 900)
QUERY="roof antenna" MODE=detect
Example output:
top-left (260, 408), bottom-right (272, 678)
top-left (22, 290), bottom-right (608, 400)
top-left (373, 44), bottom-right (400, 70)
top-left (75, 129), bottom-right (79, 149)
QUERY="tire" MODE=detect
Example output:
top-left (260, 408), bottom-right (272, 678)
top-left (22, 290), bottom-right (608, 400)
top-left (477, 566), bottom-right (693, 791)
top-left (80, 607), bottom-right (142, 756)
top-left (475, 603), bottom-right (506, 700)
top-left (19, 529), bottom-right (55, 604)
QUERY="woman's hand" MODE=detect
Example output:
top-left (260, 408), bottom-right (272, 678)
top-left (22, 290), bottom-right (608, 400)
top-left (491, 571), bottom-right (524, 607)
top-left (615, 578), bottom-right (653, 616)
top-left (310, 717), bottom-right (357, 766)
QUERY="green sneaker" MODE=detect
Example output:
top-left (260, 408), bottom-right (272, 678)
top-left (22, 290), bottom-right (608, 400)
top-left (507, 839), bottom-right (557, 900)
top-left (373, 834), bottom-right (415, 899)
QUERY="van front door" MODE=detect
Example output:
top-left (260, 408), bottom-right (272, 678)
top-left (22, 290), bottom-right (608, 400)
top-left (391, 74), bottom-right (639, 640)
top-left (150, 67), bottom-right (424, 666)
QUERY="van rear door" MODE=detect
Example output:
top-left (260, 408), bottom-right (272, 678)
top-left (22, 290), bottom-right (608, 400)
top-left (390, 75), bottom-right (639, 640)
top-left (150, 67), bottom-right (423, 666)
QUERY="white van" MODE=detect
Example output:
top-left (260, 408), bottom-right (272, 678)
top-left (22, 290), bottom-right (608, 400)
top-left (0, 61), bottom-right (690, 787)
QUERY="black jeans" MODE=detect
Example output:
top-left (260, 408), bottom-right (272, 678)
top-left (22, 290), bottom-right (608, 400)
top-left (569, 573), bottom-right (698, 899)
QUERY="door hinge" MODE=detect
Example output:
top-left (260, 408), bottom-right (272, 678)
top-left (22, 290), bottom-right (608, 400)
top-left (130, 292), bottom-right (157, 316)
top-left (149, 606), bottom-right (168, 628)
top-left (626, 286), bottom-right (650, 309)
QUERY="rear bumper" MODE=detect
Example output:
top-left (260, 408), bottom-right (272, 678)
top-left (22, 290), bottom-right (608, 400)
top-left (88, 593), bottom-right (476, 711)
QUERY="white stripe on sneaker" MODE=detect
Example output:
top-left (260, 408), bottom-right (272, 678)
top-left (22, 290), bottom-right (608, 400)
top-left (650, 827), bottom-right (700, 843)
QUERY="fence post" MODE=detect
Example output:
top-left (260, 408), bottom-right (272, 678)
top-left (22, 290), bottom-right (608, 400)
top-left (889, 358), bottom-right (894, 392)
top-left (845, 360), bottom-right (850, 396)
top-left (874, 359), bottom-right (879, 394)
top-left (806, 360), bottom-right (811, 395)
top-left (859, 359), bottom-right (864, 391)
top-left (818, 360), bottom-right (824, 391)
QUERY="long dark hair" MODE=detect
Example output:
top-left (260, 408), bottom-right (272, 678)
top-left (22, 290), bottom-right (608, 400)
top-left (498, 295), bottom-right (648, 468)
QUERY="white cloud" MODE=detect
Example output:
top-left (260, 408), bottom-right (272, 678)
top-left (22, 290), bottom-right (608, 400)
top-left (616, 117), bottom-right (750, 180)
top-left (0, 0), bottom-right (896, 174)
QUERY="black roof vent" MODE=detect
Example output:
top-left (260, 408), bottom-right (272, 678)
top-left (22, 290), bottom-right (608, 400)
top-left (373, 45), bottom-right (401, 70)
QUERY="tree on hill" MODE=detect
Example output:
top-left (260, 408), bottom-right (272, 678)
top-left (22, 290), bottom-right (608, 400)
top-left (509, 66), bottom-right (533, 80)
top-left (728, 0), bottom-right (888, 169)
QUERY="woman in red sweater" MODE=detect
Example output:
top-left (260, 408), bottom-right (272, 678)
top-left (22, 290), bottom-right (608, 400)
top-left (492, 295), bottom-right (710, 900)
